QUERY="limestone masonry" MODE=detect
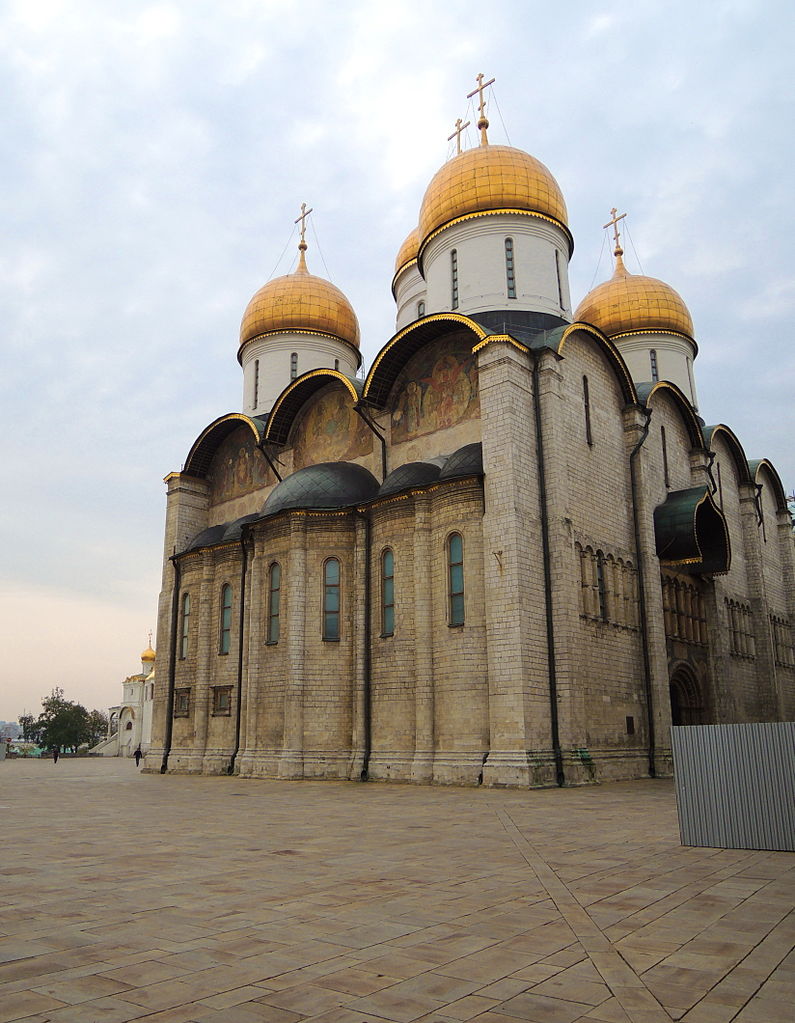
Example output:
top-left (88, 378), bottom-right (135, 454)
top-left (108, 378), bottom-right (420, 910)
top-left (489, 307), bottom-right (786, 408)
top-left (146, 82), bottom-right (795, 787)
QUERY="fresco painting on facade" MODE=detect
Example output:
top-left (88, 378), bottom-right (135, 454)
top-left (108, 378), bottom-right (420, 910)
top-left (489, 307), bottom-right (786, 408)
top-left (292, 385), bottom-right (373, 468)
top-left (391, 336), bottom-right (479, 443)
top-left (147, 76), bottom-right (795, 789)
top-left (208, 428), bottom-right (273, 503)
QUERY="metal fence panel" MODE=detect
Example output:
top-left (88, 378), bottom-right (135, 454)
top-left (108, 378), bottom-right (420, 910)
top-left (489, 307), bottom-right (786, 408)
top-left (671, 722), bottom-right (795, 851)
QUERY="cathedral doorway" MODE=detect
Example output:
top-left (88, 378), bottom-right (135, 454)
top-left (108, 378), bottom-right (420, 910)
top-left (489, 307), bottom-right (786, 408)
top-left (669, 664), bottom-right (704, 725)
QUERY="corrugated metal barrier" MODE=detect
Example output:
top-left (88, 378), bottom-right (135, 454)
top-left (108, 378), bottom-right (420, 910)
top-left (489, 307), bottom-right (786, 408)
top-left (671, 722), bottom-right (795, 851)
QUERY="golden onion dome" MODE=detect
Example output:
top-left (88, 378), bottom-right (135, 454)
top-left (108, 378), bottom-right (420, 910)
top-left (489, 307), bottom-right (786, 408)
top-left (141, 644), bottom-right (155, 663)
top-left (394, 227), bottom-right (420, 276)
top-left (418, 144), bottom-right (568, 247)
top-left (239, 246), bottom-right (360, 351)
top-left (575, 252), bottom-right (694, 339)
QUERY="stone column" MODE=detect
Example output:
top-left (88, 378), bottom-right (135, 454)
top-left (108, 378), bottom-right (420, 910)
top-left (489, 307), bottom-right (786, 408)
top-left (279, 515), bottom-right (307, 778)
top-left (349, 516), bottom-right (368, 780)
top-left (411, 494), bottom-right (434, 782)
top-left (625, 407), bottom-right (673, 776)
top-left (738, 485), bottom-right (778, 719)
top-left (477, 339), bottom-right (552, 787)
top-left (147, 472), bottom-right (208, 771)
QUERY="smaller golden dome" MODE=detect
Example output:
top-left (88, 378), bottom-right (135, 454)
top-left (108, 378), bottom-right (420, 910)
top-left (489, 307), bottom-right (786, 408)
top-left (141, 644), bottom-right (155, 662)
top-left (575, 252), bottom-right (694, 339)
top-left (394, 228), bottom-right (419, 276)
top-left (239, 247), bottom-right (360, 351)
top-left (418, 144), bottom-right (568, 246)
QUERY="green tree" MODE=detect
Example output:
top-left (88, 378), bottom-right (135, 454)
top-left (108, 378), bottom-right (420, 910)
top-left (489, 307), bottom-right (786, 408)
top-left (18, 712), bottom-right (36, 742)
top-left (86, 709), bottom-right (109, 746)
top-left (34, 688), bottom-right (92, 752)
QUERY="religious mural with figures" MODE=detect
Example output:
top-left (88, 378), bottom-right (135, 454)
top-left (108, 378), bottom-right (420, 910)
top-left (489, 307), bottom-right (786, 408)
top-left (390, 333), bottom-right (480, 443)
top-left (207, 426), bottom-right (274, 506)
top-left (291, 384), bottom-right (373, 469)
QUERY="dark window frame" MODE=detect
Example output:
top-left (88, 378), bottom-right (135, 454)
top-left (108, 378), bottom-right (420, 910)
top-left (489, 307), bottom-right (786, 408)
top-left (451, 249), bottom-right (459, 309)
top-left (381, 548), bottom-right (395, 637)
top-left (212, 685), bottom-right (233, 716)
top-left (180, 592), bottom-right (190, 660)
top-left (323, 557), bottom-right (341, 641)
top-left (219, 583), bottom-right (232, 655)
top-left (447, 532), bottom-right (465, 627)
top-left (174, 687), bottom-right (191, 717)
top-left (266, 562), bottom-right (281, 645)
top-left (505, 237), bottom-right (516, 299)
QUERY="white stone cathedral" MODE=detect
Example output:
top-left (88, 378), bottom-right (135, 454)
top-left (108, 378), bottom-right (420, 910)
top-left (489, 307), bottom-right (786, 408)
top-left (146, 79), bottom-right (794, 788)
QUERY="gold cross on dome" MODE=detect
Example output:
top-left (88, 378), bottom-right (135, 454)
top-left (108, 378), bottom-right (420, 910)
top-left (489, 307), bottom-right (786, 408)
top-left (447, 117), bottom-right (471, 155)
top-left (604, 207), bottom-right (626, 254)
top-left (467, 72), bottom-right (495, 144)
top-left (294, 202), bottom-right (313, 246)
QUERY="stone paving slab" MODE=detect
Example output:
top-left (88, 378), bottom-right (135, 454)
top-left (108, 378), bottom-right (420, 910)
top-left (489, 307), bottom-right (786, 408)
top-left (1, 759), bottom-right (793, 1022)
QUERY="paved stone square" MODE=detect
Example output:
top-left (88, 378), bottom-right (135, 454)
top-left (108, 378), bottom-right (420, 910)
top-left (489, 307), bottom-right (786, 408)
top-left (1, 760), bottom-right (793, 1023)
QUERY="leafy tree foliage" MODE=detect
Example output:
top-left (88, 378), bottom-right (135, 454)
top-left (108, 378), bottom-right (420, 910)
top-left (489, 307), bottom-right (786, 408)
top-left (24, 688), bottom-right (108, 752)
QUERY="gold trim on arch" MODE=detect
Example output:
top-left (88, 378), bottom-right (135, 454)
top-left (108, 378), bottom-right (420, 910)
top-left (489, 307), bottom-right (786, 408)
top-left (265, 368), bottom-right (361, 442)
top-left (363, 313), bottom-right (487, 398)
top-left (471, 333), bottom-right (529, 355)
top-left (558, 322), bottom-right (637, 402)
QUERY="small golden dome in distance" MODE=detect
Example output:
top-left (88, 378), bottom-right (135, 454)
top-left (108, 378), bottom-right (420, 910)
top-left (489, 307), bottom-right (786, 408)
top-left (141, 644), bottom-right (156, 662)
top-left (394, 227), bottom-right (420, 275)
top-left (418, 144), bottom-right (568, 245)
top-left (575, 256), bottom-right (694, 339)
top-left (239, 269), bottom-right (361, 350)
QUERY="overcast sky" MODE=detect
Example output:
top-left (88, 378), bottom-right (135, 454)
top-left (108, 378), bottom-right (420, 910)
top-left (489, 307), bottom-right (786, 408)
top-left (1, 0), bottom-right (793, 721)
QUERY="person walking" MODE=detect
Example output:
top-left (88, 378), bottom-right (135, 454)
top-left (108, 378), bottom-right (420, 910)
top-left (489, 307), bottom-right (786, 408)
top-left (134, 746), bottom-right (142, 767)
top-left (52, 746), bottom-right (59, 764)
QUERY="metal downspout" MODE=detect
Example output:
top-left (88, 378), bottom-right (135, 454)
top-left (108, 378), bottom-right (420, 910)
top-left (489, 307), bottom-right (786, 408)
top-left (228, 528), bottom-right (249, 775)
top-left (160, 554), bottom-right (181, 774)
top-left (354, 404), bottom-right (387, 482)
top-left (532, 354), bottom-right (565, 787)
top-left (629, 407), bottom-right (656, 777)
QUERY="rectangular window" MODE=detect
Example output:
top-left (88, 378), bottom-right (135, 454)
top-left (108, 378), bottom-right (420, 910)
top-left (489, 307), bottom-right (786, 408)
top-left (650, 349), bottom-right (659, 382)
top-left (555, 249), bottom-right (564, 308)
top-left (626, 716), bottom-right (635, 736)
top-left (596, 552), bottom-right (608, 621)
top-left (290, 352), bottom-right (298, 379)
top-left (451, 250), bottom-right (459, 310)
top-left (267, 562), bottom-right (281, 644)
top-left (174, 687), bottom-right (190, 717)
top-left (219, 584), bottom-right (232, 655)
top-left (323, 558), bottom-right (340, 641)
top-left (212, 686), bottom-right (232, 716)
top-left (417, 300), bottom-right (425, 318)
top-left (505, 238), bottom-right (516, 299)
top-left (381, 548), bottom-right (394, 637)
top-left (254, 358), bottom-right (259, 408)
top-left (448, 533), bottom-right (465, 626)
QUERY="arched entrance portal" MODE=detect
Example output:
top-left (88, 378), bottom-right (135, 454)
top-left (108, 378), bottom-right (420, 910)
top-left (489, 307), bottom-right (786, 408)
top-left (669, 664), bottom-right (705, 726)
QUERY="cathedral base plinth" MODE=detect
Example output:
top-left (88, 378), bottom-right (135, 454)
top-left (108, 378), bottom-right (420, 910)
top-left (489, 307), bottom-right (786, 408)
top-left (482, 750), bottom-right (558, 788)
top-left (367, 752), bottom-right (416, 783)
top-left (277, 750), bottom-right (304, 779)
top-left (432, 752), bottom-right (486, 786)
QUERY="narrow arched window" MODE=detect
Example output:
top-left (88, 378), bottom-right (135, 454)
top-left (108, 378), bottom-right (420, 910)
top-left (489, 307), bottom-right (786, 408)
top-left (583, 375), bottom-right (593, 447)
top-left (448, 533), bottom-right (465, 626)
top-left (381, 548), bottom-right (395, 637)
top-left (596, 552), bottom-right (608, 621)
top-left (417, 300), bottom-right (425, 318)
top-left (661, 425), bottom-right (670, 489)
top-left (267, 562), bottom-right (281, 644)
top-left (505, 238), bottom-right (516, 298)
top-left (450, 250), bottom-right (459, 309)
top-left (290, 352), bottom-right (298, 379)
top-left (219, 584), bottom-right (232, 655)
top-left (323, 558), bottom-right (340, 640)
top-left (253, 358), bottom-right (259, 408)
top-left (555, 250), bottom-right (564, 307)
top-left (180, 592), bottom-right (190, 659)
top-left (334, 358), bottom-right (339, 371)
top-left (649, 349), bottom-right (659, 382)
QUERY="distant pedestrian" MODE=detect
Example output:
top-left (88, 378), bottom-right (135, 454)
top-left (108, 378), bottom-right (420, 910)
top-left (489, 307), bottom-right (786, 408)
top-left (52, 746), bottom-right (59, 764)
top-left (134, 747), bottom-right (142, 767)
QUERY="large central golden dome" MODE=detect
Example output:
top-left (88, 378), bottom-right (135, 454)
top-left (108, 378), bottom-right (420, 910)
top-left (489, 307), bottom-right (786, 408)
top-left (575, 253), bottom-right (694, 339)
top-left (418, 144), bottom-right (568, 245)
top-left (239, 250), bottom-right (360, 352)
